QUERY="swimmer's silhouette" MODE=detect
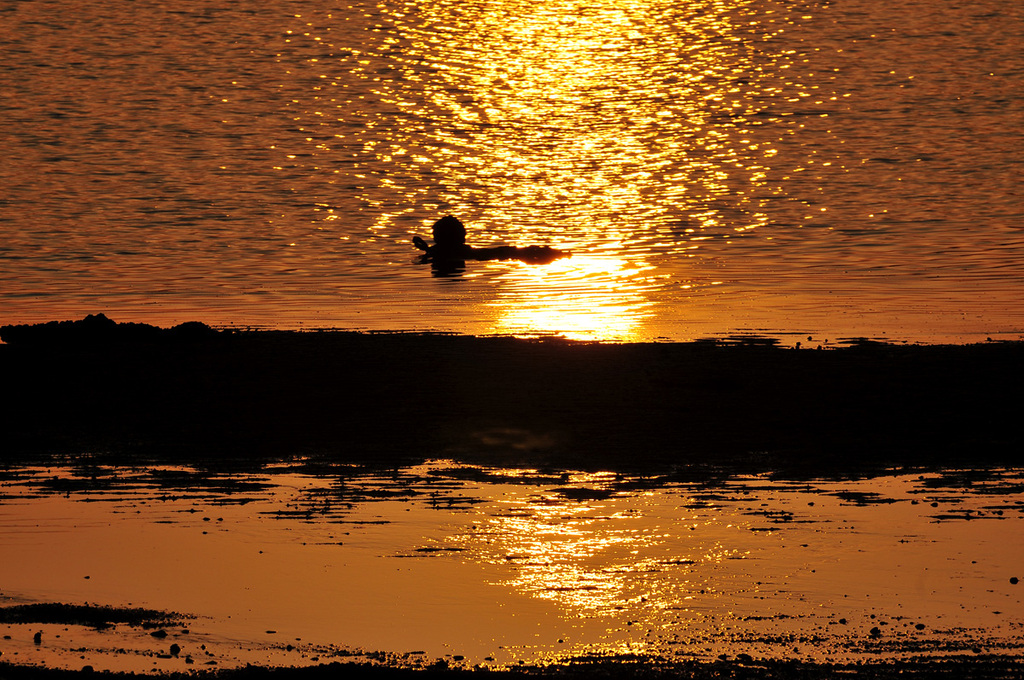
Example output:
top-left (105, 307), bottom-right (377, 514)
top-left (413, 215), bottom-right (569, 276)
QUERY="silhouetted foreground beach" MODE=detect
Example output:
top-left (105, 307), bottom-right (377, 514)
top-left (2, 657), bottom-right (1024, 680)
top-left (1, 314), bottom-right (1022, 473)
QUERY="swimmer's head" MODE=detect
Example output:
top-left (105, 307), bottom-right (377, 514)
top-left (432, 215), bottom-right (467, 246)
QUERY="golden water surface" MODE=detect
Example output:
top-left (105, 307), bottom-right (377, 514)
top-left (1, 0), bottom-right (1022, 341)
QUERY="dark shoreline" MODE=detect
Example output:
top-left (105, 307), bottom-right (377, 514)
top-left (2, 314), bottom-right (1023, 474)
top-left (3, 657), bottom-right (1024, 680)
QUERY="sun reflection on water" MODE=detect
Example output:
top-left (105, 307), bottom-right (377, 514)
top-left (380, 0), bottom-right (775, 337)
top-left (274, 0), bottom-right (818, 337)
top-left (488, 254), bottom-right (659, 341)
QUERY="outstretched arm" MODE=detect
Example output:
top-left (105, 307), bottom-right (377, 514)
top-left (468, 245), bottom-right (569, 264)
top-left (412, 236), bottom-right (430, 251)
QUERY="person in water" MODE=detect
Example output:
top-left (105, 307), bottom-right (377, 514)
top-left (413, 215), bottom-right (569, 267)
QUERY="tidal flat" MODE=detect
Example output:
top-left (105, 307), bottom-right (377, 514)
top-left (1, 317), bottom-right (1023, 678)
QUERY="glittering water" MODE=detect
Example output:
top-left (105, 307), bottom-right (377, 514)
top-left (1, 0), bottom-right (1022, 341)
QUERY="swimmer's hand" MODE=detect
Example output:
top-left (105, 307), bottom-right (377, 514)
top-left (413, 236), bottom-right (430, 251)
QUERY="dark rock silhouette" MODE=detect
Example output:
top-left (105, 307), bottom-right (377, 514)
top-left (0, 313), bottom-right (217, 347)
top-left (413, 215), bottom-right (569, 276)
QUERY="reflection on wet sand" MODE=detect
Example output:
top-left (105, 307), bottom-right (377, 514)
top-left (1, 461), bottom-right (1021, 673)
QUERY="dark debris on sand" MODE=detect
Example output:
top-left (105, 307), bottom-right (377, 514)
top-left (0, 603), bottom-right (188, 630)
top-left (2, 657), bottom-right (1024, 680)
top-left (1, 315), bottom-right (1023, 474)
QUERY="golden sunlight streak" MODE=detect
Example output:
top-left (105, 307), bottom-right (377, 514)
top-left (276, 0), bottom-right (818, 336)
top-left (390, 0), bottom-right (763, 337)
top-left (488, 254), bottom-right (658, 341)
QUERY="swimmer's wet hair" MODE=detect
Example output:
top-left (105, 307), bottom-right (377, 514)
top-left (432, 215), bottom-right (467, 246)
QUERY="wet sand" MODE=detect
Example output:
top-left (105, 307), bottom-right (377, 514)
top-left (2, 316), bottom-right (1023, 679)
top-left (2, 461), bottom-right (1022, 673)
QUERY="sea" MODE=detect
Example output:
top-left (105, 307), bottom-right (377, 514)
top-left (2, 0), bottom-right (1023, 342)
